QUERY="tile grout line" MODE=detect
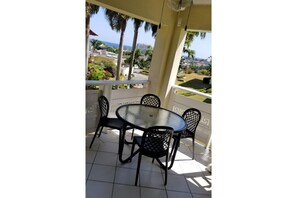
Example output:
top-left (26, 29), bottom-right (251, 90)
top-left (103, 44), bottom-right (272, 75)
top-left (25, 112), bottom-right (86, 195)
top-left (110, 154), bottom-right (118, 198)
top-left (183, 173), bottom-right (195, 198)
top-left (86, 143), bottom-right (99, 181)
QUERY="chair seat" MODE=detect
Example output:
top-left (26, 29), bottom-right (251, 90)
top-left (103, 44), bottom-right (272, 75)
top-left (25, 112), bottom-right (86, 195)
top-left (105, 118), bottom-right (134, 130)
top-left (104, 118), bottom-right (125, 130)
top-left (89, 95), bottom-right (134, 149)
top-left (134, 136), bottom-right (142, 145)
top-left (173, 129), bottom-right (193, 139)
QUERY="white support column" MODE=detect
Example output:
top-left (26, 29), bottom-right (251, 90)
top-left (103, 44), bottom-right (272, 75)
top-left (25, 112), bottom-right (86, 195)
top-left (148, 24), bottom-right (187, 108)
top-left (160, 27), bottom-right (187, 107)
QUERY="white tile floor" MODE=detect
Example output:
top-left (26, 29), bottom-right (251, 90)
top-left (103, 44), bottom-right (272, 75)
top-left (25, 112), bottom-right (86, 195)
top-left (86, 128), bottom-right (212, 198)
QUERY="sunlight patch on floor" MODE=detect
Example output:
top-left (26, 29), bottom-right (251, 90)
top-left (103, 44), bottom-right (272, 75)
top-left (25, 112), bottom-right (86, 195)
top-left (170, 151), bottom-right (204, 175)
top-left (187, 176), bottom-right (212, 191)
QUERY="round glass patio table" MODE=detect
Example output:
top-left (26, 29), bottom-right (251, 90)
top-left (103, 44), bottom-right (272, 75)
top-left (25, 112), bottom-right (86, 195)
top-left (116, 104), bottom-right (186, 168)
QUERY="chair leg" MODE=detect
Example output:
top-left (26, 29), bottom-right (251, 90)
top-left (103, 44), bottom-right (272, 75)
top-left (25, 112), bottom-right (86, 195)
top-left (135, 153), bottom-right (142, 186)
top-left (169, 138), bottom-right (177, 159)
top-left (130, 140), bottom-right (136, 162)
top-left (89, 122), bottom-right (105, 149)
top-left (164, 154), bottom-right (168, 185)
top-left (118, 128), bottom-right (125, 156)
top-left (192, 137), bottom-right (195, 160)
top-left (97, 126), bottom-right (104, 138)
top-left (93, 121), bottom-right (101, 136)
top-left (130, 128), bottom-right (135, 140)
top-left (89, 125), bottom-right (101, 148)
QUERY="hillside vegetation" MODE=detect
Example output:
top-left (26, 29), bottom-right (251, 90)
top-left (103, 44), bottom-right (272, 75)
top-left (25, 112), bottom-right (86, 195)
top-left (175, 73), bottom-right (211, 103)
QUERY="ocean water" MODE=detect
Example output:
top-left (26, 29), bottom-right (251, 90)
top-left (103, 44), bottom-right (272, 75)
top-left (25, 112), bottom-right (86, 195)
top-left (101, 41), bottom-right (132, 50)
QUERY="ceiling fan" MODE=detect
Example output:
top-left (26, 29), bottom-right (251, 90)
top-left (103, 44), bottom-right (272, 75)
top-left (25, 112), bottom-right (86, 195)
top-left (158, 0), bottom-right (193, 29)
top-left (167, 0), bottom-right (193, 12)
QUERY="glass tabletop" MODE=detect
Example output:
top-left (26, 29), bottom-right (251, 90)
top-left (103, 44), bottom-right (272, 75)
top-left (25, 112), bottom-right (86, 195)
top-left (116, 104), bottom-right (186, 133)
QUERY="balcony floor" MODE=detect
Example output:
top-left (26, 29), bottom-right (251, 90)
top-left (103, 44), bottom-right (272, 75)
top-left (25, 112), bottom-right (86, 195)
top-left (86, 129), bottom-right (212, 198)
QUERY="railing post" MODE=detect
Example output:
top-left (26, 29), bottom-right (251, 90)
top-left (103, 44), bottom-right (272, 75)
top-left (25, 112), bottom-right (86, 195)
top-left (103, 84), bottom-right (112, 102)
top-left (205, 134), bottom-right (212, 150)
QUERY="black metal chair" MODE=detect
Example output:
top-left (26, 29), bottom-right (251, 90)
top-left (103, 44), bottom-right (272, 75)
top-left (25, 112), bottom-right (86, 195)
top-left (140, 93), bottom-right (161, 107)
top-left (130, 126), bottom-right (173, 186)
top-left (89, 95), bottom-right (131, 149)
top-left (170, 108), bottom-right (202, 159)
top-left (130, 94), bottom-right (161, 140)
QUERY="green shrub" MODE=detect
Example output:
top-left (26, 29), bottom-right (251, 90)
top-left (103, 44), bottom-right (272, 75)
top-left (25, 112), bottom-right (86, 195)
top-left (87, 63), bottom-right (106, 80)
top-left (87, 60), bottom-right (116, 81)
top-left (86, 63), bottom-right (107, 89)
top-left (101, 60), bottom-right (116, 77)
top-left (198, 69), bottom-right (210, 75)
top-left (185, 68), bottom-right (193, 74)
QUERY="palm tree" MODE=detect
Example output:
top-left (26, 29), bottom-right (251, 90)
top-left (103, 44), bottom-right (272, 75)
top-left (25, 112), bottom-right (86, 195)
top-left (138, 46), bottom-right (153, 69)
top-left (144, 22), bottom-right (158, 38)
top-left (125, 48), bottom-right (142, 65)
top-left (133, 49), bottom-right (143, 66)
top-left (183, 48), bottom-right (195, 59)
top-left (185, 32), bottom-right (206, 47)
top-left (105, 9), bottom-right (130, 83)
top-left (144, 45), bottom-right (153, 62)
top-left (179, 32), bottom-right (206, 71)
top-left (126, 21), bottom-right (158, 83)
top-left (128, 18), bottom-right (144, 81)
top-left (127, 21), bottom-right (158, 81)
top-left (89, 39), bottom-right (102, 53)
top-left (183, 32), bottom-right (206, 54)
top-left (86, 3), bottom-right (99, 77)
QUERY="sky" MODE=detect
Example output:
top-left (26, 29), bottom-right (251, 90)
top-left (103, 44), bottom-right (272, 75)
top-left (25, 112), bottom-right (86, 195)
top-left (89, 8), bottom-right (211, 59)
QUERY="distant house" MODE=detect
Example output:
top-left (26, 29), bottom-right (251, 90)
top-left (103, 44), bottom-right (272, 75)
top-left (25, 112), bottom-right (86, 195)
top-left (106, 51), bottom-right (117, 59)
top-left (121, 64), bottom-right (134, 76)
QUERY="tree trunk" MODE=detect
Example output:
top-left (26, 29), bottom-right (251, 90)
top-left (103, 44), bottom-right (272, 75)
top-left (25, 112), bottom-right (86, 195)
top-left (128, 28), bottom-right (138, 81)
top-left (116, 30), bottom-right (125, 81)
top-left (115, 24), bottom-right (126, 89)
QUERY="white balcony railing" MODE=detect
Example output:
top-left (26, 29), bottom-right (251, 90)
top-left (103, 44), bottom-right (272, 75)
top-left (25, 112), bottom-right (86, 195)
top-left (86, 80), bottom-right (149, 133)
top-left (168, 85), bottom-right (212, 149)
top-left (86, 80), bottom-right (211, 149)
